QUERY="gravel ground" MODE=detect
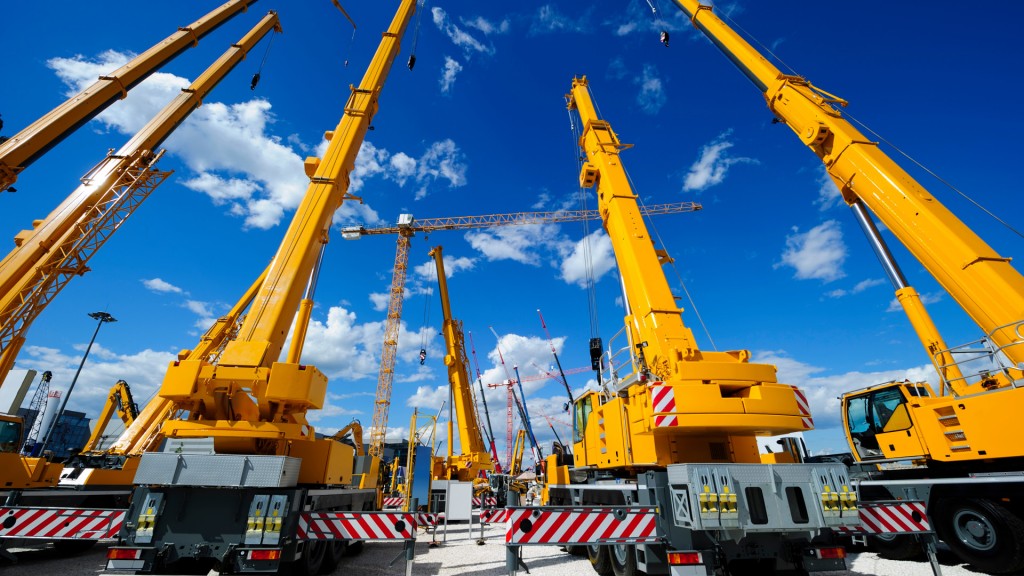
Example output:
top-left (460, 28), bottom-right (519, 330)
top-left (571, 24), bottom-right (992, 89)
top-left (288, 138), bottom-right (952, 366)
top-left (1, 522), bottom-right (1004, 576)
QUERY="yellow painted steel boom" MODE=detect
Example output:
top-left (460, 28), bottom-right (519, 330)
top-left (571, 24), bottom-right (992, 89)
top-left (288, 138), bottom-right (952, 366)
top-left (666, 1), bottom-right (1024, 469)
top-left (157, 0), bottom-right (417, 486)
top-left (0, 12), bottom-right (282, 388)
top-left (0, 0), bottom-right (259, 192)
top-left (567, 77), bottom-right (809, 470)
top-left (427, 245), bottom-right (494, 481)
top-left (669, 0), bottom-right (1024, 394)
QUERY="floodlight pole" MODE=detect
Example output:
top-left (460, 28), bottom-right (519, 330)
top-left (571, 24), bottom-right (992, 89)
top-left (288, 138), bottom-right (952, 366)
top-left (38, 311), bottom-right (116, 456)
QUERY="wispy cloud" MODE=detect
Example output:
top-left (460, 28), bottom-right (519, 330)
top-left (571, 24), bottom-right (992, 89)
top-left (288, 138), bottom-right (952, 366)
top-left (776, 220), bottom-right (847, 283)
top-left (529, 5), bottom-right (592, 35)
top-left (635, 64), bottom-right (666, 114)
top-left (141, 278), bottom-right (183, 294)
top-left (350, 139), bottom-right (468, 203)
top-left (559, 230), bottom-right (616, 288)
top-left (432, 7), bottom-right (494, 57)
top-left (440, 56), bottom-right (464, 94)
top-left (682, 131), bottom-right (757, 192)
top-left (814, 166), bottom-right (844, 211)
top-left (826, 278), bottom-right (886, 299)
top-left (461, 15), bottom-right (510, 35)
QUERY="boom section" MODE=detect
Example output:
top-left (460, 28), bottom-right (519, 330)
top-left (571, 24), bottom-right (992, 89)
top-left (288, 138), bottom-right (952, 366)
top-left (568, 77), bottom-right (808, 459)
top-left (0, 0), bottom-right (258, 191)
top-left (0, 13), bottom-right (282, 385)
top-left (429, 246), bottom-right (492, 480)
top-left (671, 0), bottom-right (1024, 371)
top-left (157, 2), bottom-right (417, 475)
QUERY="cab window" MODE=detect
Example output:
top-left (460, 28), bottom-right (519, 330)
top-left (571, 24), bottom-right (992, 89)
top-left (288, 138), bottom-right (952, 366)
top-left (870, 387), bottom-right (908, 432)
top-left (573, 398), bottom-right (592, 444)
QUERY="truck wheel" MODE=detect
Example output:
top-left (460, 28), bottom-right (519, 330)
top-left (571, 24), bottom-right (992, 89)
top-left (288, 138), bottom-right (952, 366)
top-left (935, 498), bottom-right (1024, 574)
top-left (565, 545), bottom-right (587, 556)
top-left (610, 544), bottom-right (638, 576)
top-left (286, 541), bottom-right (326, 576)
top-left (587, 544), bottom-right (613, 576)
top-left (868, 533), bottom-right (923, 561)
top-left (318, 541), bottom-right (347, 574)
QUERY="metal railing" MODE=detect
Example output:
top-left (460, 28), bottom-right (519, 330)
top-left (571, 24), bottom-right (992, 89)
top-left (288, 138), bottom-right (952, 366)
top-left (933, 320), bottom-right (1024, 397)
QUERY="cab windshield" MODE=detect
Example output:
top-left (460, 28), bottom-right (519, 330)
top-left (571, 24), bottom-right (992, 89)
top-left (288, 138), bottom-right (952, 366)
top-left (0, 419), bottom-right (23, 453)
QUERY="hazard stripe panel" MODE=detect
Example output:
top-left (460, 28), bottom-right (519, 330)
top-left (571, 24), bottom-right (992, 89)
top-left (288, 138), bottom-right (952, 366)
top-left (833, 503), bottom-right (930, 534)
top-left (472, 497), bottom-right (498, 507)
top-left (0, 507), bottom-right (125, 540)
top-left (298, 511), bottom-right (417, 541)
top-left (382, 497), bottom-right (405, 508)
top-left (417, 513), bottom-right (438, 527)
top-left (506, 507), bottom-right (659, 545)
top-left (480, 508), bottom-right (510, 524)
top-left (650, 384), bottom-right (677, 428)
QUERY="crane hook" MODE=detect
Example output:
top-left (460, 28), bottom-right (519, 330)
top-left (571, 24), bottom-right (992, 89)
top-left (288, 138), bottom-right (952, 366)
top-left (660, 30), bottom-right (670, 47)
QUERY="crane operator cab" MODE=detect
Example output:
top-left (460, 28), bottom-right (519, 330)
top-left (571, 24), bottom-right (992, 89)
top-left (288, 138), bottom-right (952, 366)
top-left (842, 381), bottom-right (931, 461)
top-left (0, 414), bottom-right (24, 454)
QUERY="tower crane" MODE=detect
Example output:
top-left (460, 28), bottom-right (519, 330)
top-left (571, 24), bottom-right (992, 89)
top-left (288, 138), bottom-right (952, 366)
top-left (0, 0), bottom-right (258, 193)
top-left (340, 201), bottom-right (700, 462)
top-left (0, 12), bottom-right (282, 490)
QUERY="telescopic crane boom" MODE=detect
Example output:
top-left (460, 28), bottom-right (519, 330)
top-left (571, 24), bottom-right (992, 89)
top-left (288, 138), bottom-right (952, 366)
top-left (669, 0), bottom-right (1024, 393)
top-left (0, 0), bottom-right (259, 193)
top-left (427, 245), bottom-right (494, 481)
top-left (155, 1), bottom-right (416, 486)
top-left (0, 12), bottom-right (283, 389)
top-left (0, 13), bottom-right (282, 491)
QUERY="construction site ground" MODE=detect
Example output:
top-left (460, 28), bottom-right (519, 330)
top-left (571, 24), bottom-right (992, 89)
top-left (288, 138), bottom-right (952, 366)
top-left (2, 520), bottom-right (1001, 576)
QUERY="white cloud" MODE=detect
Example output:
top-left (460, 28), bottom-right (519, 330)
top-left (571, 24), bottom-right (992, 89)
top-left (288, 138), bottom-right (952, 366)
top-left (141, 278), bottom-right (183, 294)
top-left (682, 131), bottom-right (757, 192)
top-left (407, 385), bottom-right (449, 410)
top-left (826, 278), bottom-right (886, 299)
top-left (530, 5), bottom-right (592, 35)
top-left (559, 230), bottom-right (616, 288)
top-left (613, 0), bottom-right (689, 38)
top-left (369, 292), bottom-right (391, 313)
top-left (20, 344), bottom-right (175, 425)
top-left (416, 139), bottom-right (468, 200)
top-left (414, 254), bottom-right (477, 281)
top-left (465, 224), bottom-right (562, 266)
top-left (461, 15), bottom-right (511, 35)
top-left (440, 56), bottom-right (464, 94)
top-left (815, 165), bottom-right (844, 211)
top-left (887, 292), bottom-right (943, 313)
top-left (776, 220), bottom-right (847, 283)
top-left (432, 7), bottom-right (494, 56)
top-left (390, 153), bottom-right (417, 185)
top-left (635, 64), bottom-right (666, 114)
top-left (48, 51), bottom-right (308, 230)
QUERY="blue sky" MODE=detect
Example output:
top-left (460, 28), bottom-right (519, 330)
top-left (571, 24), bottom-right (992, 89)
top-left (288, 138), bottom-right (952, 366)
top-left (2, 1), bottom-right (1021, 466)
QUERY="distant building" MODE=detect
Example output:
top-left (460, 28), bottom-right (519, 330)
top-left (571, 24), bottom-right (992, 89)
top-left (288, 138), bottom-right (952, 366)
top-left (18, 407), bottom-right (91, 460)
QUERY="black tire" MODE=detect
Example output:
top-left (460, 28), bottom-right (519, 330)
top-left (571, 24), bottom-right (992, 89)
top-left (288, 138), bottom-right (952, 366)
top-left (566, 545), bottom-right (587, 556)
top-left (610, 544), bottom-right (638, 576)
top-left (934, 498), bottom-right (1024, 574)
top-left (868, 533), bottom-right (923, 561)
top-left (318, 541), bottom-right (347, 574)
top-left (587, 544), bottom-right (613, 576)
top-left (286, 541), bottom-right (326, 576)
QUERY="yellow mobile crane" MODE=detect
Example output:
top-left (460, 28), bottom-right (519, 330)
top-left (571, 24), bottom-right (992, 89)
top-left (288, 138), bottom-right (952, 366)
top-left (80, 380), bottom-right (139, 453)
top-left (0, 11), bottom-right (281, 492)
top-left (102, 3), bottom-right (417, 574)
top-left (0, 0), bottom-right (258, 194)
top-left (667, 2), bottom-right (1024, 572)
top-left (543, 78), bottom-right (857, 576)
top-left (342, 203), bottom-right (700, 464)
top-left (426, 245), bottom-right (495, 482)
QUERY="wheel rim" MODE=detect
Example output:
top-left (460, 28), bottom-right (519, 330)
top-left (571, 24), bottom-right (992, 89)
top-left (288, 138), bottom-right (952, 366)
top-left (612, 544), bottom-right (629, 566)
top-left (952, 507), bottom-right (997, 552)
